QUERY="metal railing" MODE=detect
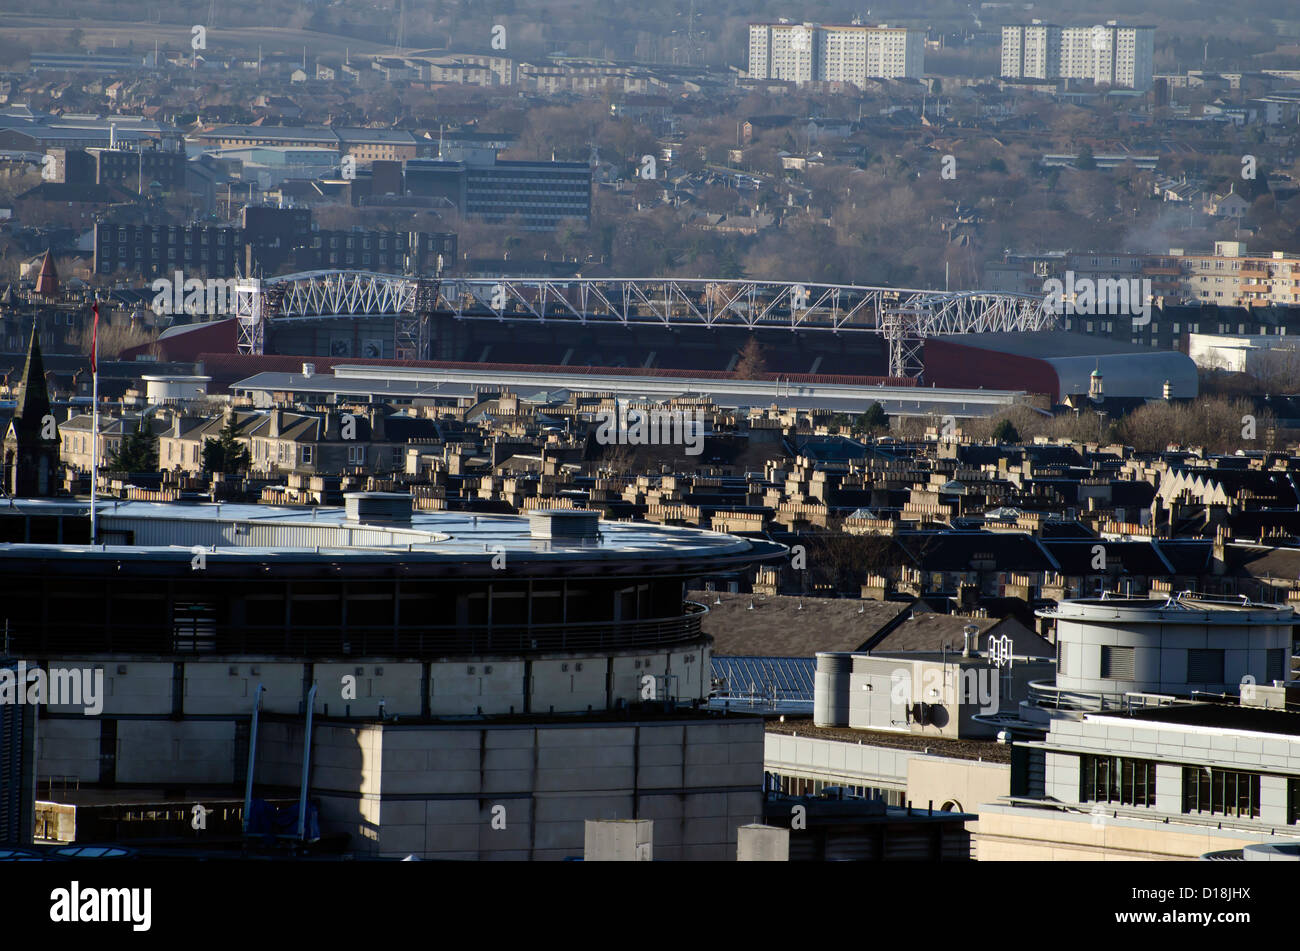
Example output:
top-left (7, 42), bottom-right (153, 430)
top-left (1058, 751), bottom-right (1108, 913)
top-left (1027, 680), bottom-right (1185, 713)
top-left (9, 601), bottom-right (709, 658)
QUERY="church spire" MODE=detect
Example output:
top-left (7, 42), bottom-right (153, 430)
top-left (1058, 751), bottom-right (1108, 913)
top-left (33, 249), bottom-right (58, 299)
top-left (3, 320), bottom-right (58, 497)
top-left (14, 320), bottom-right (51, 432)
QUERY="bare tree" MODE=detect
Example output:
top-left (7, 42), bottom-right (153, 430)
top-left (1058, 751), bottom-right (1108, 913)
top-left (733, 337), bottom-right (767, 379)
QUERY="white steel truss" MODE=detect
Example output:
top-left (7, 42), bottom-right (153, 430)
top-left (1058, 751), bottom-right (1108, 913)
top-left (233, 273), bottom-right (1055, 377)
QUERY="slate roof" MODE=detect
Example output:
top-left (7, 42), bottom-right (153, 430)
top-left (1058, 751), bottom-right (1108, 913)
top-left (867, 613), bottom-right (1053, 657)
top-left (692, 590), bottom-right (911, 657)
top-left (894, 531), bottom-right (1057, 573)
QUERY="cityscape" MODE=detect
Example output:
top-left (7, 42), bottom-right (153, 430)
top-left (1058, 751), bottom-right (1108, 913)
top-left (0, 0), bottom-right (1297, 918)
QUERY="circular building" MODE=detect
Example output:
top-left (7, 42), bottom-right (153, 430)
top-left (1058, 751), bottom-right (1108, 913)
top-left (0, 496), bottom-right (784, 716)
top-left (0, 495), bottom-right (786, 860)
top-left (1040, 594), bottom-right (1294, 699)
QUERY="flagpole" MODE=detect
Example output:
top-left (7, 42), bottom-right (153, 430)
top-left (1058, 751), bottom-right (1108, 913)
top-left (89, 302), bottom-right (99, 545)
top-left (90, 372), bottom-right (98, 544)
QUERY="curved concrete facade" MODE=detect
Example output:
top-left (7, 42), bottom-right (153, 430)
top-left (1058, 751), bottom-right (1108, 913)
top-left (813, 653), bottom-right (853, 727)
top-left (1044, 596), bottom-right (1294, 696)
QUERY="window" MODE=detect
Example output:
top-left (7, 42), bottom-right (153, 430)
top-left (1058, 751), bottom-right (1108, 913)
top-left (1267, 648), bottom-right (1286, 683)
top-left (301, 446), bottom-right (313, 465)
top-left (1183, 767), bottom-right (1260, 819)
top-left (1082, 755), bottom-right (1156, 806)
top-left (1100, 645), bottom-right (1135, 679)
top-left (1057, 639), bottom-right (1066, 676)
top-left (1187, 648), bottom-right (1224, 683)
top-left (347, 445), bottom-right (366, 465)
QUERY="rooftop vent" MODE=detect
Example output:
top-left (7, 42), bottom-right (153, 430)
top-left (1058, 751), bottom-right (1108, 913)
top-left (528, 508), bottom-right (599, 541)
top-left (344, 492), bottom-right (412, 526)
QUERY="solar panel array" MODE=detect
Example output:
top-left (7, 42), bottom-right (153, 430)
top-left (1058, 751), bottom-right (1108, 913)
top-left (709, 655), bottom-right (816, 711)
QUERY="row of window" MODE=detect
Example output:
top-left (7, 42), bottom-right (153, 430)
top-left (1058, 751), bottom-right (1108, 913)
top-left (766, 773), bottom-right (904, 804)
top-left (103, 229), bottom-right (237, 245)
top-left (61, 435), bottom-right (119, 454)
top-left (1081, 755), bottom-right (1287, 822)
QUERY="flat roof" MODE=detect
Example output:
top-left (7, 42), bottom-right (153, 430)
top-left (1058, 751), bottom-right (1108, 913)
top-left (1124, 702), bottom-right (1300, 737)
top-left (232, 365), bottom-right (1028, 418)
top-left (765, 718), bottom-right (1012, 763)
top-left (1041, 595), bottom-right (1294, 625)
top-left (0, 498), bottom-right (785, 567)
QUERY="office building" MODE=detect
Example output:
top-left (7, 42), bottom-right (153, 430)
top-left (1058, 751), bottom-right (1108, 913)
top-left (406, 156), bottom-right (591, 231)
top-left (93, 206), bottom-right (456, 279)
top-left (94, 222), bottom-right (246, 279)
top-left (978, 595), bottom-right (1300, 860)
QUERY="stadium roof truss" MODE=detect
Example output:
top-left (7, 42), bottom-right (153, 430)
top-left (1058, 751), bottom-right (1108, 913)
top-left (234, 273), bottom-right (1054, 379)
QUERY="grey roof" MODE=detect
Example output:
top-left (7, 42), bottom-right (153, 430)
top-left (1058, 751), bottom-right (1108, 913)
top-left (0, 498), bottom-right (784, 567)
top-left (694, 591), bottom-right (910, 656)
top-left (868, 613), bottom-right (1053, 657)
top-left (234, 367), bottom-right (1029, 419)
top-left (933, 331), bottom-right (1199, 399)
top-left (335, 127), bottom-right (418, 144)
top-left (203, 125), bottom-right (339, 143)
top-left (233, 370), bottom-right (479, 400)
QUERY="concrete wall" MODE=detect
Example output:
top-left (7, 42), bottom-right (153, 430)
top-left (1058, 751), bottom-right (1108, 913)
top-left (35, 719), bottom-right (100, 783)
top-left (975, 803), bottom-right (1300, 860)
top-left (257, 715), bottom-right (764, 860)
top-left (33, 645), bottom-right (709, 724)
top-left (906, 755), bottom-right (1010, 818)
top-left (1055, 617), bottom-right (1291, 696)
top-left (764, 731), bottom-right (1011, 827)
top-left (764, 731), bottom-right (910, 794)
top-left (37, 717), bottom-right (241, 786)
top-left (846, 655), bottom-right (1052, 739)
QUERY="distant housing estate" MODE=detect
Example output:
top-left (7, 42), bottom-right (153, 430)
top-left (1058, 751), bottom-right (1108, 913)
top-left (1001, 21), bottom-right (1155, 91)
top-left (747, 21), bottom-right (925, 84)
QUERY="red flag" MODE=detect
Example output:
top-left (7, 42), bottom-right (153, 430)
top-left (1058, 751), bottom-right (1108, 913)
top-left (91, 302), bottom-right (99, 374)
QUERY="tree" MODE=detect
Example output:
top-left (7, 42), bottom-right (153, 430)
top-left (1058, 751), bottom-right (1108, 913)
top-left (991, 418), bottom-right (1020, 443)
top-left (202, 420), bottom-right (251, 474)
top-left (733, 337), bottom-right (767, 379)
top-left (1076, 144), bottom-right (1097, 171)
top-left (855, 402), bottom-right (888, 434)
top-left (109, 419), bottom-right (158, 473)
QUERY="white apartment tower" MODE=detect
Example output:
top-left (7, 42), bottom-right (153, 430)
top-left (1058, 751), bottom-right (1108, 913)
top-left (749, 21), bottom-right (923, 83)
top-left (1002, 20), bottom-right (1154, 90)
top-left (1000, 21), bottom-right (1058, 79)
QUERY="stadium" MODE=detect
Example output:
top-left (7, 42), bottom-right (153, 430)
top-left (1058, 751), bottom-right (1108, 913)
top-left (125, 273), bottom-right (1200, 413)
